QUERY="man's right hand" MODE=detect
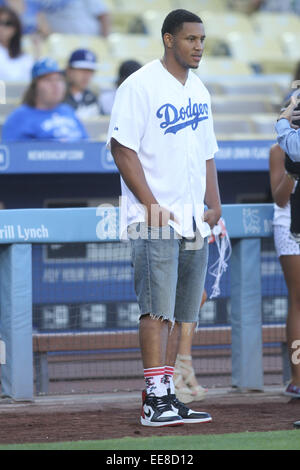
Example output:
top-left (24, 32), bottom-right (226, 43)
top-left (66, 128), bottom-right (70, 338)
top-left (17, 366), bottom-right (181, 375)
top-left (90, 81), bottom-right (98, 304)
top-left (146, 204), bottom-right (178, 227)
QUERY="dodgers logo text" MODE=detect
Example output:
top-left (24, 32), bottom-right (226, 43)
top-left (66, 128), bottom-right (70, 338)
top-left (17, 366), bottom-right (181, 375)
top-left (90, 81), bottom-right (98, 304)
top-left (157, 98), bottom-right (209, 135)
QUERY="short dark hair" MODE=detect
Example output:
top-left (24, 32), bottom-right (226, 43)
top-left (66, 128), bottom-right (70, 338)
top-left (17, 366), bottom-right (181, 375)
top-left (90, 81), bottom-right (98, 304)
top-left (161, 9), bottom-right (202, 39)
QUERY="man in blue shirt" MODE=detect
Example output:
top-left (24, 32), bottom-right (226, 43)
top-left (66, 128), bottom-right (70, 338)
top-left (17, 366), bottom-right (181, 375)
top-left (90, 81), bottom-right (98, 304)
top-left (2, 57), bottom-right (89, 142)
top-left (276, 94), bottom-right (300, 162)
top-left (276, 93), bottom-right (300, 242)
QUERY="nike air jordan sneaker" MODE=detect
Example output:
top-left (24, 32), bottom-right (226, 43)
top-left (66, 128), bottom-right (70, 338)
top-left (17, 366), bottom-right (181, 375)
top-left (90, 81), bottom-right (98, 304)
top-left (141, 392), bottom-right (183, 427)
top-left (168, 393), bottom-right (212, 424)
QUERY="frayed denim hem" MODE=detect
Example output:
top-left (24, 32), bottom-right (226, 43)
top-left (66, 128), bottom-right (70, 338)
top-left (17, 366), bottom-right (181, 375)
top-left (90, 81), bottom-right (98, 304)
top-left (139, 312), bottom-right (175, 330)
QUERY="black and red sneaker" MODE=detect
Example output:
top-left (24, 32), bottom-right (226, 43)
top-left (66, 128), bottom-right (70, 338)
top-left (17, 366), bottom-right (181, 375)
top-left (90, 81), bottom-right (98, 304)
top-left (140, 390), bottom-right (183, 427)
top-left (168, 393), bottom-right (212, 424)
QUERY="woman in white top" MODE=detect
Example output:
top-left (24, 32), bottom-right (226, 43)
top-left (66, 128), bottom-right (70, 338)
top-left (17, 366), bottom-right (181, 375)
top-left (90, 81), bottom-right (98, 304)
top-left (0, 6), bottom-right (33, 82)
top-left (269, 143), bottom-right (300, 398)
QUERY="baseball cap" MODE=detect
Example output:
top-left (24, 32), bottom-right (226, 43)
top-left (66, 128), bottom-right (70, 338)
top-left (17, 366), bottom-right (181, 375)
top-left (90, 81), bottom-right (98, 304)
top-left (32, 58), bottom-right (62, 79)
top-left (68, 49), bottom-right (98, 70)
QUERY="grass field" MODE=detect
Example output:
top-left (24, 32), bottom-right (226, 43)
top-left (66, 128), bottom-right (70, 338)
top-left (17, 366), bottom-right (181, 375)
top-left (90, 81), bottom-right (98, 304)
top-left (0, 430), bottom-right (299, 450)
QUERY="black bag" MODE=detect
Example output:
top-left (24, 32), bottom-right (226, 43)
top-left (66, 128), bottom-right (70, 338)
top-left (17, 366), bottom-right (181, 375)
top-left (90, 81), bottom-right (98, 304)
top-left (285, 153), bottom-right (300, 179)
top-left (285, 154), bottom-right (300, 243)
top-left (290, 182), bottom-right (300, 243)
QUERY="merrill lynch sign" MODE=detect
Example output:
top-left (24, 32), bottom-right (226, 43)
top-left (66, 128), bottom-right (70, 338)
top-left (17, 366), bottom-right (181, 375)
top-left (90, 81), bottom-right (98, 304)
top-left (0, 224), bottom-right (49, 241)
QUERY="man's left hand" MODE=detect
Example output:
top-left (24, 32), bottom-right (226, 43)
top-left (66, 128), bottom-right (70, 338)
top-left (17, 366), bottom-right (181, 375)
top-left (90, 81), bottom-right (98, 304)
top-left (203, 208), bottom-right (221, 230)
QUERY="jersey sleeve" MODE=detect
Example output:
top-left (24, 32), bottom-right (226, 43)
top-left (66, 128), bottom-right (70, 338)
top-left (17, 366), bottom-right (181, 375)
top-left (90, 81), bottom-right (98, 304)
top-left (106, 79), bottom-right (148, 154)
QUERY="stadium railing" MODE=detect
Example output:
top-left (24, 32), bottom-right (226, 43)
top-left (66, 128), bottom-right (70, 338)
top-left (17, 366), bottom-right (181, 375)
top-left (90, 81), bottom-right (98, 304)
top-left (0, 202), bottom-right (287, 401)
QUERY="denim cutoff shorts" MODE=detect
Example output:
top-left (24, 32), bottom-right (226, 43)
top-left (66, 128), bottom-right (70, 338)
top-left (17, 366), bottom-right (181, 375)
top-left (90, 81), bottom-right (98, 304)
top-left (128, 222), bottom-right (208, 323)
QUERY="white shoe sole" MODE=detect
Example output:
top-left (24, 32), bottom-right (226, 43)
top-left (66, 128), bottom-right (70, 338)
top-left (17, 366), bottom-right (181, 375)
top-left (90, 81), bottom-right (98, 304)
top-left (140, 417), bottom-right (184, 427)
top-left (181, 416), bottom-right (212, 424)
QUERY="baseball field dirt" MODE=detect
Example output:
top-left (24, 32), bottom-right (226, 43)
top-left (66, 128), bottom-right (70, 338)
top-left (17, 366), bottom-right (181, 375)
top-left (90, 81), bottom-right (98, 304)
top-left (0, 387), bottom-right (299, 444)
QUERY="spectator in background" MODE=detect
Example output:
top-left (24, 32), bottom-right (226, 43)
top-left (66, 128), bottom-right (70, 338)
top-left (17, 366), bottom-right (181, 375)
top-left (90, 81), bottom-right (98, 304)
top-left (2, 57), bottom-right (89, 142)
top-left (0, 0), bottom-right (50, 36)
top-left (64, 49), bottom-right (100, 119)
top-left (173, 290), bottom-right (208, 404)
top-left (276, 95), bottom-right (300, 163)
top-left (44, 0), bottom-right (111, 37)
top-left (99, 59), bottom-right (142, 115)
top-left (0, 5), bottom-right (33, 81)
top-left (174, 217), bottom-right (231, 404)
top-left (269, 143), bottom-right (300, 398)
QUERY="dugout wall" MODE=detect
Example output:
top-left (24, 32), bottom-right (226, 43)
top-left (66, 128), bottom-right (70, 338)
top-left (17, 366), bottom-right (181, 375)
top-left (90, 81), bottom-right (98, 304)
top-left (0, 203), bottom-right (289, 401)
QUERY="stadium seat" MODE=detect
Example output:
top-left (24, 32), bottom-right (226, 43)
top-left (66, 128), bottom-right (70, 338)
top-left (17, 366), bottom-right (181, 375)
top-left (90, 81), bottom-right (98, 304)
top-left (200, 11), bottom-right (255, 37)
top-left (250, 114), bottom-right (277, 136)
top-left (203, 75), bottom-right (290, 103)
top-left (281, 32), bottom-right (300, 61)
top-left (112, 0), bottom-right (173, 13)
top-left (201, 81), bottom-right (224, 94)
top-left (218, 81), bottom-right (283, 98)
top-left (196, 57), bottom-right (253, 77)
top-left (213, 115), bottom-right (254, 134)
top-left (107, 33), bottom-right (163, 62)
top-left (142, 10), bottom-right (231, 56)
top-left (143, 8), bottom-right (253, 37)
top-left (226, 32), bottom-right (285, 63)
top-left (136, 10), bottom-right (163, 37)
top-left (110, 12), bottom-right (147, 34)
top-left (92, 58), bottom-right (120, 91)
top-left (173, 0), bottom-right (231, 12)
top-left (259, 59), bottom-right (297, 75)
top-left (251, 12), bottom-right (300, 37)
top-left (45, 34), bottom-right (111, 68)
top-left (211, 95), bottom-right (276, 114)
top-left (4, 82), bottom-right (28, 100)
top-left (202, 36), bottom-right (231, 57)
top-left (82, 116), bottom-right (110, 140)
top-left (22, 34), bottom-right (49, 59)
top-left (103, 0), bottom-right (117, 11)
top-left (225, 31), bottom-right (294, 73)
top-left (0, 101), bottom-right (19, 117)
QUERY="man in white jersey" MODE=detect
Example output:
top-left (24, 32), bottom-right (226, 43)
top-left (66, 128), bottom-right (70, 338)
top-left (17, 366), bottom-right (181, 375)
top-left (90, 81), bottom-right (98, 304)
top-left (107, 9), bottom-right (221, 427)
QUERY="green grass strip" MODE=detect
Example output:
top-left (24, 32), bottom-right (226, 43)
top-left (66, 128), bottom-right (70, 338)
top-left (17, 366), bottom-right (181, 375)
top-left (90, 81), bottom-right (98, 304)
top-left (0, 430), bottom-right (299, 450)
